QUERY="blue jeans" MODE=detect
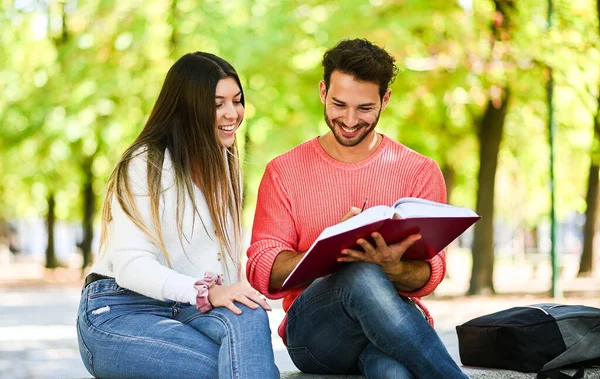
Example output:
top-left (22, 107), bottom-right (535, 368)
top-left (77, 278), bottom-right (279, 379)
top-left (286, 262), bottom-right (468, 379)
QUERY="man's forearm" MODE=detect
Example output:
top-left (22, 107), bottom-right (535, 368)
top-left (385, 260), bottom-right (432, 292)
top-left (269, 250), bottom-right (306, 291)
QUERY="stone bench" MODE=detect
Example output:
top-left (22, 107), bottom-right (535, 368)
top-left (72, 366), bottom-right (600, 378)
top-left (463, 367), bottom-right (599, 378)
top-left (281, 366), bottom-right (600, 378)
top-left (281, 374), bottom-right (362, 378)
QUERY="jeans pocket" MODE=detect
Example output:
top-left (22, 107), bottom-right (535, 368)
top-left (87, 281), bottom-right (128, 299)
top-left (286, 346), bottom-right (339, 374)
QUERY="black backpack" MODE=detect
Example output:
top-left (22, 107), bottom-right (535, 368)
top-left (456, 303), bottom-right (600, 379)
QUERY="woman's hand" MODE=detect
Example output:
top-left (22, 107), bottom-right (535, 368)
top-left (208, 282), bottom-right (272, 315)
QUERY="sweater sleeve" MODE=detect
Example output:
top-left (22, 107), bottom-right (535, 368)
top-left (104, 153), bottom-right (198, 302)
top-left (398, 159), bottom-right (448, 298)
top-left (162, 272), bottom-right (198, 304)
top-left (246, 162), bottom-right (298, 299)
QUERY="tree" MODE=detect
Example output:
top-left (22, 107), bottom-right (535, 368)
top-left (2, 0), bottom-right (599, 286)
top-left (580, 115), bottom-right (599, 275)
top-left (468, 0), bottom-right (514, 295)
top-left (79, 154), bottom-right (96, 269)
top-left (45, 193), bottom-right (58, 268)
top-left (578, 0), bottom-right (600, 276)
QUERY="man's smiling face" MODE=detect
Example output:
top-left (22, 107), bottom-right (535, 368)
top-left (321, 70), bottom-right (389, 148)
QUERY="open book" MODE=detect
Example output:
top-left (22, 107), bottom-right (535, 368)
top-left (280, 197), bottom-right (480, 291)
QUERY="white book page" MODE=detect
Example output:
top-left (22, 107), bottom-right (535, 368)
top-left (319, 205), bottom-right (396, 240)
top-left (392, 197), bottom-right (478, 218)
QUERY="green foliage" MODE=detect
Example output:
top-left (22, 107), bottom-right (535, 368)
top-left (0, 0), bottom-right (598, 241)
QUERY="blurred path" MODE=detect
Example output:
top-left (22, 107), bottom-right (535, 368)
top-left (1, 255), bottom-right (599, 378)
top-left (0, 285), bottom-right (88, 379)
top-left (2, 283), bottom-right (599, 378)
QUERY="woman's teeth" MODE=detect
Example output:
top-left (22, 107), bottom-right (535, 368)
top-left (218, 124), bottom-right (235, 131)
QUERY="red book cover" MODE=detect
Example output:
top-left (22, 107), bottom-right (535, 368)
top-left (280, 215), bottom-right (480, 291)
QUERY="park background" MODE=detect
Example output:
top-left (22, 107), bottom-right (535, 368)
top-left (1, 0), bottom-right (600, 378)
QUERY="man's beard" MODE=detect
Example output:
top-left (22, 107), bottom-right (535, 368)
top-left (324, 108), bottom-right (381, 147)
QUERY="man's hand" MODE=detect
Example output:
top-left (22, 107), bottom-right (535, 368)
top-left (337, 232), bottom-right (421, 274)
top-left (337, 232), bottom-right (431, 292)
top-left (269, 206), bottom-right (364, 291)
top-left (340, 206), bottom-right (362, 222)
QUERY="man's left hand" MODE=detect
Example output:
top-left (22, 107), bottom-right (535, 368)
top-left (337, 232), bottom-right (422, 275)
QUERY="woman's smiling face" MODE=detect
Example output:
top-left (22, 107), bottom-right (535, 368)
top-left (215, 77), bottom-right (244, 148)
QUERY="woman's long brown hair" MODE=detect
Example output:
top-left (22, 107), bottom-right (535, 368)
top-left (99, 52), bottom-right (244, 278)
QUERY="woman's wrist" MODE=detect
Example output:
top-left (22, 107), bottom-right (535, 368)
top-left (194, 272), bottom-right (223, 312)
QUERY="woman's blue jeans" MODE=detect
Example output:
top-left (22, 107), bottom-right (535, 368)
top-left (76, 278), bottom-right (279, 379)
top-left (286, 262), bottom-right (468, 379)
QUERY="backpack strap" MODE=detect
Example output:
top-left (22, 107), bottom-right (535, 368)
top-left (537, 367), bottom-right (584, 379)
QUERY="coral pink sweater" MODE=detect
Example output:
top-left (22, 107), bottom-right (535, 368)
top-left (247, 135), bottom-right (447, 344)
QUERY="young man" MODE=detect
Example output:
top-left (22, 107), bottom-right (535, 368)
top-left (247, 39), bottom-right (468, 378)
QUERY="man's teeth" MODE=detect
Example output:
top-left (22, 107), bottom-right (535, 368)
top-left (341, 126), bottom-right (358, 133)
top-left (218, 124), bottom-right (235, 131)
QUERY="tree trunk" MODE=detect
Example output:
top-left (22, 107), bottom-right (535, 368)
top-left (578, 0), bottom-right (600, 277)
top-left (242, 126), bottom-right (252, 213)
top-left (441, 164), bottom-right (456, 203)
top-left (441, 164), bottom-right (457, 279)
top-left (169, 0), bottom-right (179, 57)
top-left (43, 0), bottom-right (66, 272)
top-left (0, 218), bottom-right (8, 244)
top-left (81, 159), bottom-right (95, 269)
top-left (579, 104), bottom-right (600, 276)
top-left (45, 193), bottom-right (58, 269)
top-left (468, 90), bottom-right (510, 295)
top-left (467, 0), bottom-right (512, 295)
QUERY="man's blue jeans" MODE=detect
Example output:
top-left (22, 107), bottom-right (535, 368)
top-left (286, 262), bottom-right (468, 378)
top-left (77, 278), bottom-right (279, 379)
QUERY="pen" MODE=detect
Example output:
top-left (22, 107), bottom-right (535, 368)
top-left (360, 199), bottom-right (368, 212)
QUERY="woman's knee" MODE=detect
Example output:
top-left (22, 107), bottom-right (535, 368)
top-left (216, 304), bottom-right (271, 332)
top-left (237, 304), bottom-right (271, 329)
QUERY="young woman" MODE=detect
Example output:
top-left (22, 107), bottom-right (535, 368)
top-left (76, 52), bottom-right (279, 379)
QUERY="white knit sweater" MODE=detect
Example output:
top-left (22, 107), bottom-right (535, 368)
top-left (90, 148), bottom-right (240, 305)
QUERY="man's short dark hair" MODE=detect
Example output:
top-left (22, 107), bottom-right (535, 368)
top-left (322, 38), bottom-right (398, 98)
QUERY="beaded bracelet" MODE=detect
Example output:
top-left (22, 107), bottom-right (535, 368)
top-left (194, 272), bottom-right (223, 312)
